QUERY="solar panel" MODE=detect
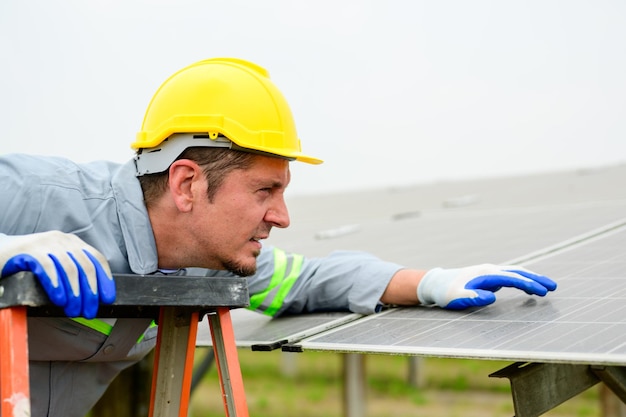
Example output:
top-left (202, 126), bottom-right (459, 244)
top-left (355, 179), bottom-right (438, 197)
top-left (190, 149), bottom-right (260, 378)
top-left (193, 167), bottom-right (626, 416)
top-left (196, 309), bottom-right (362, 350)
top-left (196, 166), bottom-right (626, 352)
top-left (285, 222), bottom-right (626, 366)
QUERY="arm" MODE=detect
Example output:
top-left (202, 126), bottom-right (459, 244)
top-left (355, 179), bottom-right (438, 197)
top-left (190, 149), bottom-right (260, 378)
top-left (380, 268), bottom-right (426, 306)
top-left (0, 155), bottom-right (118, 318)
top-left (208, 247), bottom-right (557, 316)
top-left (255, 252), bottom-right (558, 313)
top-left (246, 246), bottom-right (403, 316)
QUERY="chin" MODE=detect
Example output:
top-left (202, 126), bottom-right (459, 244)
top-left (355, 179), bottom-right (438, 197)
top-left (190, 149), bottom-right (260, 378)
top-left (224, 258), bottom-right (258, 277)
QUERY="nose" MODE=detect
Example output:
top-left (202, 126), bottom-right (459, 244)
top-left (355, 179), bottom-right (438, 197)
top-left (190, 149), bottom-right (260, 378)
top-left (265, 195), bottom-right (290, 228)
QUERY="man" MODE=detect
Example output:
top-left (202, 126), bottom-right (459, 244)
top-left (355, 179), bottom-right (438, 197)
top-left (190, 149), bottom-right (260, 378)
top-left (0, 58), bottom-right (556, 417)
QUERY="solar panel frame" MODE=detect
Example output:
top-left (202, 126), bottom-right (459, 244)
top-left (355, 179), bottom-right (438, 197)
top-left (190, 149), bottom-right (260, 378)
top-left (196, 309), bottom-right (362, 350)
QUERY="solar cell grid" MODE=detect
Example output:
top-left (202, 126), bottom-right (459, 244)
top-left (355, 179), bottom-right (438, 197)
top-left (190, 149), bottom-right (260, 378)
top-left (289, 223), bottom-right (626, 365)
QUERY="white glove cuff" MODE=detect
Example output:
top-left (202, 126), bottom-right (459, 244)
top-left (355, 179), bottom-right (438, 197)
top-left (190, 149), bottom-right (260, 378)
top-left (417, 267), bottom-right (444, 305)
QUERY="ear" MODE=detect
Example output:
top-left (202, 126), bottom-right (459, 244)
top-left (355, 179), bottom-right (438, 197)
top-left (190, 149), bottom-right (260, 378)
top-left (167, 160), bottom-right (205, 213)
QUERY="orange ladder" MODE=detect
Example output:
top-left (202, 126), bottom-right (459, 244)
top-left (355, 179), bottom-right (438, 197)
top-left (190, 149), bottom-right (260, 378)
top-left (0, 272), bottom-right (250, 417)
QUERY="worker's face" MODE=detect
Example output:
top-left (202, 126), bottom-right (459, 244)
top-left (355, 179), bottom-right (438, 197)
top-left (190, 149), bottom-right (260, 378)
top-left (192, 155), bottom-right (291, 276)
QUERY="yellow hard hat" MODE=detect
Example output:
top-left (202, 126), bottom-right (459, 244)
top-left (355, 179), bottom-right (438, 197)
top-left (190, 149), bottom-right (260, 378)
top-left (132, 58), bottom-right (322, 175)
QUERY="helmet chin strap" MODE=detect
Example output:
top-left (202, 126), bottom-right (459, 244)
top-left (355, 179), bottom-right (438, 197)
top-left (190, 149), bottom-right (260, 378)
top-left (134, 133), bottom-right (293, 176)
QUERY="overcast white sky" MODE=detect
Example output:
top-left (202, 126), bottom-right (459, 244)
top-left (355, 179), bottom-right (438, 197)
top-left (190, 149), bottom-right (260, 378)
top-left (1, 1), bottom-right (624, 196)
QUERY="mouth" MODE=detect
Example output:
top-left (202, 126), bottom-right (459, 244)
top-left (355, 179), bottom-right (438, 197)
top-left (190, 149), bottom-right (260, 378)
top-left (249, 235), bottom-right (267, 247)
top-left (250, 228), bottom-right (270, 243)
top-left (249, 226), bottom-right (271, 247)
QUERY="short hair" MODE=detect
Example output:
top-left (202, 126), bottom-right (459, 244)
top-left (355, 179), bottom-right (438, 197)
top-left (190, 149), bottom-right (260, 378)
top-left (138, 147), bottom-right (257, 208)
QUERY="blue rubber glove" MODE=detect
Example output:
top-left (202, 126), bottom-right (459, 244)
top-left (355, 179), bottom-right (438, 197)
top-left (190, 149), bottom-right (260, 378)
top-left (417, 264), bottom-right (557, 310)
top-left (0, 231), bottom-right (116, 318)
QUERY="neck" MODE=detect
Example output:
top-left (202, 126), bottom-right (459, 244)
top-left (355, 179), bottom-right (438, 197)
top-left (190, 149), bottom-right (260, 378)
top-left (147, 202), bottom-right (186, 270)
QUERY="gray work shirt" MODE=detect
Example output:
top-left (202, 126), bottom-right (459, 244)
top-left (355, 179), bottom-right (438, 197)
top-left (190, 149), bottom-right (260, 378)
top-left (0, 154), bottom-right (402, 417)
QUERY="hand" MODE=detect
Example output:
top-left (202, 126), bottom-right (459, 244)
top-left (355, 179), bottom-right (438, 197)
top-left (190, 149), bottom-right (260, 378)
top-left (0, 231), bottom-right (116, 318)
top-left (417, 264), bottom-right (557, 310)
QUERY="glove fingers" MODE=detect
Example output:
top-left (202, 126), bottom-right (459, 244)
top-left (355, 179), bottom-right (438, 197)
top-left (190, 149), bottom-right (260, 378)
top-left (66, 252), bottom-right (99, 319)
top-left (49, 254), bottom-right (82, 317)
top-left (83, 250), bottom-right (116, 305)
top-left (68, 250), bottom-right (99, 296)
top-left (467, 273), bottom-right (549, 296)
top-left (505, 268), bottom-right (557, 291)
top-left (1, 254), bottom-right (67, 306)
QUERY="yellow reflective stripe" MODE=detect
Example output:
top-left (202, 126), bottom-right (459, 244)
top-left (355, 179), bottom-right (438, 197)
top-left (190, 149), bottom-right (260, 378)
top-left (248, 249), bottom-right (287, 310)
top-left (73, 318), bottom-right (156, 344)
top-left (263, 254), bottom-right (303, 317)
top-left (71, 318), bottom-right (113, 336)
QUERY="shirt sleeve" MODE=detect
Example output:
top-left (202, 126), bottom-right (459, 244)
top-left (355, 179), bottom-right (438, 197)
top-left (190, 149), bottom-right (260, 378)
top-left (245, 245), bottom-right (404, 316)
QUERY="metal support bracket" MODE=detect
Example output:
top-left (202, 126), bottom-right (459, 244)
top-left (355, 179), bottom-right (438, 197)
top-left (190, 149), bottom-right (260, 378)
top-left (490, 362), bottom-right (600, 417)
top-left (592, 366), bottom-right (626, 404)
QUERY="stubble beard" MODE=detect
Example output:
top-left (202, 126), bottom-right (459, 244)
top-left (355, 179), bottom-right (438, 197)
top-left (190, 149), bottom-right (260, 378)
top-left (223, 249), bottom-right (261, 277)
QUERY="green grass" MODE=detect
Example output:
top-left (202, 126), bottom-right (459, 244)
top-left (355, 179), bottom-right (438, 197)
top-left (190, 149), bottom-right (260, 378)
top-left (188, 348), bottom-right (602, 417)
